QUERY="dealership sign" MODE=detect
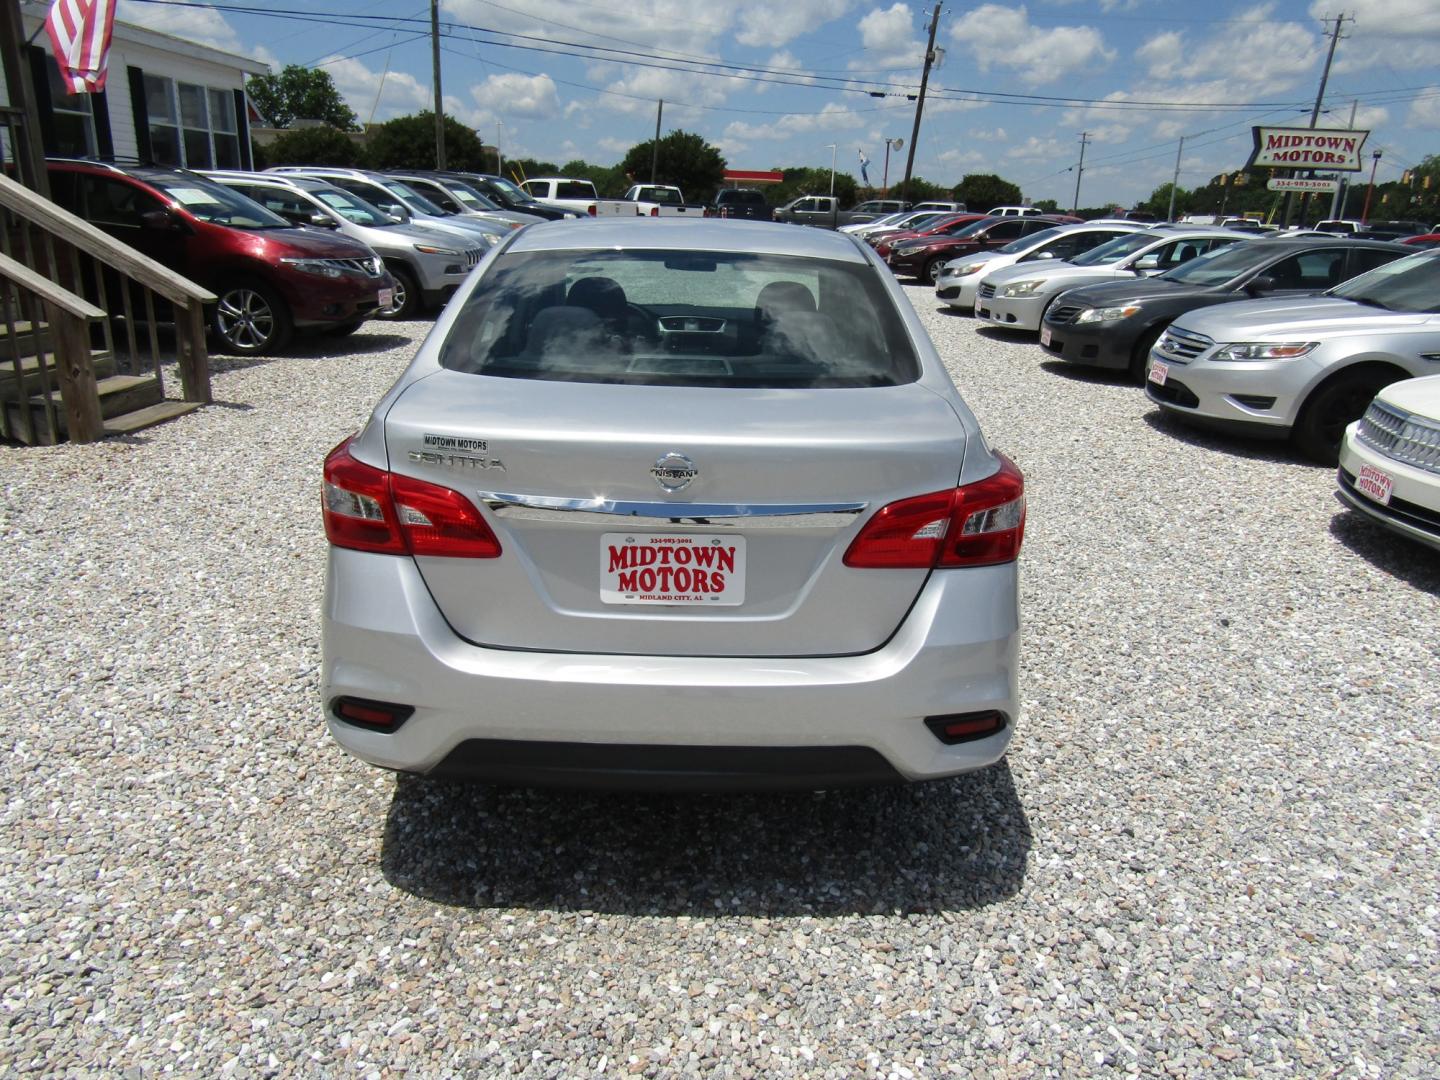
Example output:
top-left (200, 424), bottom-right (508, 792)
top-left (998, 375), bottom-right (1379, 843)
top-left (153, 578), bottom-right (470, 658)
top-left (1266, 177), bottom-right (1341, 193)
top-left (1249, 127), bottom-right (1369, 171)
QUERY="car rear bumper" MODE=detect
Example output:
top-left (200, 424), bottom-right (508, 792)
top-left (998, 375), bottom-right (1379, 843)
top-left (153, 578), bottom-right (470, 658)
top-left (321, 548), bottom-right (1021, 788)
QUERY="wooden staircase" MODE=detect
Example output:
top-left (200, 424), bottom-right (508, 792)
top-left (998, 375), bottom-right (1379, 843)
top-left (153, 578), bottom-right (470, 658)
top-left (0, 317), bottom-right (199, 444)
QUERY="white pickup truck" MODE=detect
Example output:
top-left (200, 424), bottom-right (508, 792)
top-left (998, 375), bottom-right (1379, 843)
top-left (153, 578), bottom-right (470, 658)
top-left (621, 185), bottom-right (709, 218)
top-left (518, 177), bottom-right (635, 217)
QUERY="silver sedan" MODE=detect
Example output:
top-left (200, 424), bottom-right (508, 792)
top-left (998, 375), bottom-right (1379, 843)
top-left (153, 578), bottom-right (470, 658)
top-left (320, 219), bottom-right (1026, 789)
top-left (1146, 249), bottom-right (1440, 462)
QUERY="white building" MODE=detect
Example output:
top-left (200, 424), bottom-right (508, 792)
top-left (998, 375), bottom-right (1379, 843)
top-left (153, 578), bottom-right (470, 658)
top-left (11, 0), bottom-right (266, 168)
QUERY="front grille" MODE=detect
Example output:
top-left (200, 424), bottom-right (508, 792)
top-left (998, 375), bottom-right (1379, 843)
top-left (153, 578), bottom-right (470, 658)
top-left (464, 248), bottom-right (483, 269)
top-left (1156, 325), bottom-right (1211, 363)
top-left (1047, 304), bottom-right (1083, 325)
top-left (1356, 401), bottom-right (1440, 475)
top-left (978, 283), bottom-right (996, 300)
top-left (1148, 377), bottom-right (1200, 408)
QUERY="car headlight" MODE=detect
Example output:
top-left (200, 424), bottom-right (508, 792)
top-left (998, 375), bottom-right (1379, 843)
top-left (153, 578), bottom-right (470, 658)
top-left (279, 257), bottom-right (343, 279)
top-left (480, 233), bottom-right (501, 247)
top-left (1000, 280), bottom-right (1046, 298)
top-left (1211, 341), bottom-right (1319, 361)
top-left (1075, 304), bottom-right (1142, 324)
top-left (953, 262), bottom-right (989, 276)
top-left (414, 244), bottom-right (460, 256)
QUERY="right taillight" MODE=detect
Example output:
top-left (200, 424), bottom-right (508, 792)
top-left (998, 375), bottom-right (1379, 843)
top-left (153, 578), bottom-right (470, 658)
top-left (323, 437), bottom-right (501, 558)
top-left (844, 452), bottom-right (1025, 569)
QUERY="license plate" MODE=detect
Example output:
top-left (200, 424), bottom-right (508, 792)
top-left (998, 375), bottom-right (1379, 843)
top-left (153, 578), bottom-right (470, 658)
top-left (601, 533), bottom-right (745, 606)
top-left (1355, 464), bottom-right (1393, 506)
top-left (1040, 326), bottom-right (1052, 348)
top-left (1149, 360), bottom-right (1168, 386)
top-left (378, 287), bottom-right (394, 309)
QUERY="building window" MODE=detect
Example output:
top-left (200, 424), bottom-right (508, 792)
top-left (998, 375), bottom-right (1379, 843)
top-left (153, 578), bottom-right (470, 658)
top-left (143, 74), bottom-right (240, 168)
top-left (46, 54), bottom-right (97, 156)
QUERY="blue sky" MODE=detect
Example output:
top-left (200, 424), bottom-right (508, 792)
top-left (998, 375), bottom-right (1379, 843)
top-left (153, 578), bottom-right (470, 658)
top-left (120, 0), bottom-right (1440, 208)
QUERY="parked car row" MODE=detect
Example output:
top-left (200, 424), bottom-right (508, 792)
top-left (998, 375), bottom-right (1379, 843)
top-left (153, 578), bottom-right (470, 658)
top-left (926, 227), bottom-right (1439, 550)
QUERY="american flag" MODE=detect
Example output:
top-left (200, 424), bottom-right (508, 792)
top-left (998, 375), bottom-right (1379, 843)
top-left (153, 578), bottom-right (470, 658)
top-left (45, 0), bottom-right (118, 95)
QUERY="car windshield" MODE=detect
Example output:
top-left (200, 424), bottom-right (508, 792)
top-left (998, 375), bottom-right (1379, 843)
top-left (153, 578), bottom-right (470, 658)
top-left (382, 180), bottom-right (446, 216)
top-left (1070, 232), bottom-right (1159, 266)
top-left (150, 176), bottom-right (288, 228)
top-left (483, 175), bottom-right (540, 204)
top-left (440, 248), bottom-right (919, 388)
top-left (1329, 251), bottom-right (1440, 313)
top-left (446, 181), bottom-right (501, 211)
top-left (311, 185), bottom-right (391, 227)
top-left (952, 218), bottom-right (1003, 238)
top-left (1156, 241), bottom-right (1265, 285)
top-left (998, 226), bottom-right (1066, 254)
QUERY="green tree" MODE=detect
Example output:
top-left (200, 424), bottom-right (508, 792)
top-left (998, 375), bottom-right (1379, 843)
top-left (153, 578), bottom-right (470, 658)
top-left (247, 66), bottom-right (359, 131)
top-left (264, 125), bottom-right (365, 168)
top-left (620, 130), bottom-right (726, 200)
top-left (366, 113), bottom-right (489, 171)
top-left (561, 160), bottom-right (630, 197)
top-left (953, 173), bottom-right (1023, 210)
top-left (896, 176), bottom-right (949, 202)
top-left (1139, 183), bottom-right (1191, 220)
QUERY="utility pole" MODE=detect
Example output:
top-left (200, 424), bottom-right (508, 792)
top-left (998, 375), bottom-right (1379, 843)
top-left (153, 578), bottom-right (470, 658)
top-left (1284, 12), bottom-right (1349, 226)
top-left (1167, 135), bottom-right (1185, 222)
top-left (1071, 132), bottom-right (1091, 214)
top-left (650, 99), bottom-right (663, 184)
top-left (430, 0), bottom-right (446, 169)
top-left (899, 2), bottom-right (941, 203)
top-left (1329, 99), bottom-right (1358, 218)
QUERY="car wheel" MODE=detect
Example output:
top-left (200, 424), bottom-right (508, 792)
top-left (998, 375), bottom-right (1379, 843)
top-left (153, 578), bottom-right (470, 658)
top-left (379, 265), bottom-right (421, 320)
top-left (212, 280), bottom-right (293, 356)
top-left (923, 257), bottom-right (946, 285)
top-left (1292, 367), bottom-right (1399, 465)
top-left (1129, 326), bottom-right (1165, 384)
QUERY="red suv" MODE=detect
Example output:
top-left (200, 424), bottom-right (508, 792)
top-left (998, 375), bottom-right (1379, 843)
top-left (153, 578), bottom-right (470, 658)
top-left (47, 160), bottom-right (395, 355)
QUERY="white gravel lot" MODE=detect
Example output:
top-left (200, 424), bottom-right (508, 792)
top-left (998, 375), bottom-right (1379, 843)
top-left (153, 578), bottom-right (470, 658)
top-left (2, 289), bottom-right (1437, 1079)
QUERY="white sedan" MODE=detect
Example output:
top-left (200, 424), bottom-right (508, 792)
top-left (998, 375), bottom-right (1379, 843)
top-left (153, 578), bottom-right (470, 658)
top-left (1337, 374), bottom-right (1440, 551)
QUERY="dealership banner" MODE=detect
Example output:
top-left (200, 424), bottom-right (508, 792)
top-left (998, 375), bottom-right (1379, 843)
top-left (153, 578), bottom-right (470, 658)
top-left (1249, 127), bottom-right (1369, 171)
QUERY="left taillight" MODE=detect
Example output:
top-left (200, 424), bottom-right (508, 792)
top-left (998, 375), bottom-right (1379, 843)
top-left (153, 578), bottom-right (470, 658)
top-left (322, 437), bottom-right (501, 558)
top-left (843, 452), bottom-right (1025, 569)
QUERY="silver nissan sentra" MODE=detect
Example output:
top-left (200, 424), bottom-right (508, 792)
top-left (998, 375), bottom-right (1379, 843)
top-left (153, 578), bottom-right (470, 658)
top-left (321, 218), bottom-right (1025, 790)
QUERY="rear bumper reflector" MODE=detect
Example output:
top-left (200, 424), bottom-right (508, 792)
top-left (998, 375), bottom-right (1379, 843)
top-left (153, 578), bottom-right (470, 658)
top-left (924, 711), bottom-right (1008, 745)
top-left (332, 696), bottom-right (415, 730)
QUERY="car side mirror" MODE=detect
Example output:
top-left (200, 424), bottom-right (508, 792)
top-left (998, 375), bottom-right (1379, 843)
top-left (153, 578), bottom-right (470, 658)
top-left (1247, 274), bottom-right (1278, 295)
top-left (1024, 251), bottom-right (1056, 261)
top-left (140, 208), bottom-right (181, 231)
top-left (1132, 253), bottom-right (1161, 272)
top-left (308, 213), bottom-right (339, 229)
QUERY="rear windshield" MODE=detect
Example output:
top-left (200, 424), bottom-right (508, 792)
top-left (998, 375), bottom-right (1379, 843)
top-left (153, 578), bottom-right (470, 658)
top-left (440, 248), bottom-right (919, 388)
top-left (1329, 251), bottom-right (1440, 313)
top-left (1158, 241), bottom-right (1267, 286)
top-left (1070, 232), bottom-right (1159, 266)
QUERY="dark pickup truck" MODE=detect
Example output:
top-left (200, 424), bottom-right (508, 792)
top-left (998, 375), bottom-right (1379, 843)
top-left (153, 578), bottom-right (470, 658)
top-left (712, 189), bottom-right (772, 221)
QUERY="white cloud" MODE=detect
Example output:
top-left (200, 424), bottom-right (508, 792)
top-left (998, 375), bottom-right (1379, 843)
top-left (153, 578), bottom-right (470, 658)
top-left (724, 102), bottom-right (864, 142)
top-left (949, 5), bottom-right (1112, 87)
top-left (968, 127), bottom-right (1008, 143)
top-left (1408, 93), bottom-right (1440, 130)
top-left (737, 0), bottom-right (856, 47)
top-left (1005, 135), bottom-right (1067, 161)
top-left (1133, 7), bottom-right (1315, 94)
top-left (470, 73), bottom-right (560, 119)
top-left (321, 55), bottom-right (431, 125)
top-left (1311, 0), bottom-right (1440, 69)
top-left (119, 0), bottom-right (276, 67)
top-left (860, 3), bottom-right (917, 53)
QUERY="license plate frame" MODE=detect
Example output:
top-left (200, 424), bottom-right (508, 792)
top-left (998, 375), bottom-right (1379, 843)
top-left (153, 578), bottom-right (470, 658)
top-left (601, 533), bottom-right (746, 606)
top-left (1149, 360), bottom-right (1169, 386)
top-left (378, 287), bottom-right (394, 310)
top-left (1039, 326), bottom-right (1053, 348)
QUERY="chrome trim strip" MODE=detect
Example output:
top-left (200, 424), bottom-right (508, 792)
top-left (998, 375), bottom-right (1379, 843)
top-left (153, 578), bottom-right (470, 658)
top-left (477, 491), bottom-right (868, 529)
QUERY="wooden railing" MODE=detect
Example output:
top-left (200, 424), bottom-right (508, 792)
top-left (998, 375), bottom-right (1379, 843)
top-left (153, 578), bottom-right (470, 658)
top-left (0, 170), bottom-right (216, 443)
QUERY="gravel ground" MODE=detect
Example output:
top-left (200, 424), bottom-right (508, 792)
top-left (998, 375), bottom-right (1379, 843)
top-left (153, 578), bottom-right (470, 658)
top-left (2, 292), bottom-right (1437, 1078)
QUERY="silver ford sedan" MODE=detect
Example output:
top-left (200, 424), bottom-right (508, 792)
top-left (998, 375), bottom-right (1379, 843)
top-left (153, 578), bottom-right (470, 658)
top-left (320, 219), bottom-right (1025, 789)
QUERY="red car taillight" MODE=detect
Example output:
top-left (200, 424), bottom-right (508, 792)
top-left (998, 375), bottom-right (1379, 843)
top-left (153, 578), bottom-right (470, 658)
top-left (843, 453), bottom-right (1025, 569)
top-left (322, 437), bottom-right (501, 558)
top-left (586, 204), bottom-right (597, 216)
top-left (650, 206), bottom-right (660, 217)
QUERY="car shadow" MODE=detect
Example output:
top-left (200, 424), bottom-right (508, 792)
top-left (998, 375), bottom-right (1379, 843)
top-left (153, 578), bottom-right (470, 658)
top-left (1039, 360), bottom-right (1134, 387)
top-left (379, 763), bottom-right (1031, 917)
top-left (974, 325), bottom-right (1035, 342)
top-left (1141, 410), bottom-right (1315, 466)
top-left (934, 306), bottom-right (973, 317)
top-left (1328, 506), bottom-right (1440, 592)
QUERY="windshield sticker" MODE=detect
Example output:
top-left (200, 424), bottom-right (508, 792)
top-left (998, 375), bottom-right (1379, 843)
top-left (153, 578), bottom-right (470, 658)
top-left (168, 187), bottom-right (222, 206)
